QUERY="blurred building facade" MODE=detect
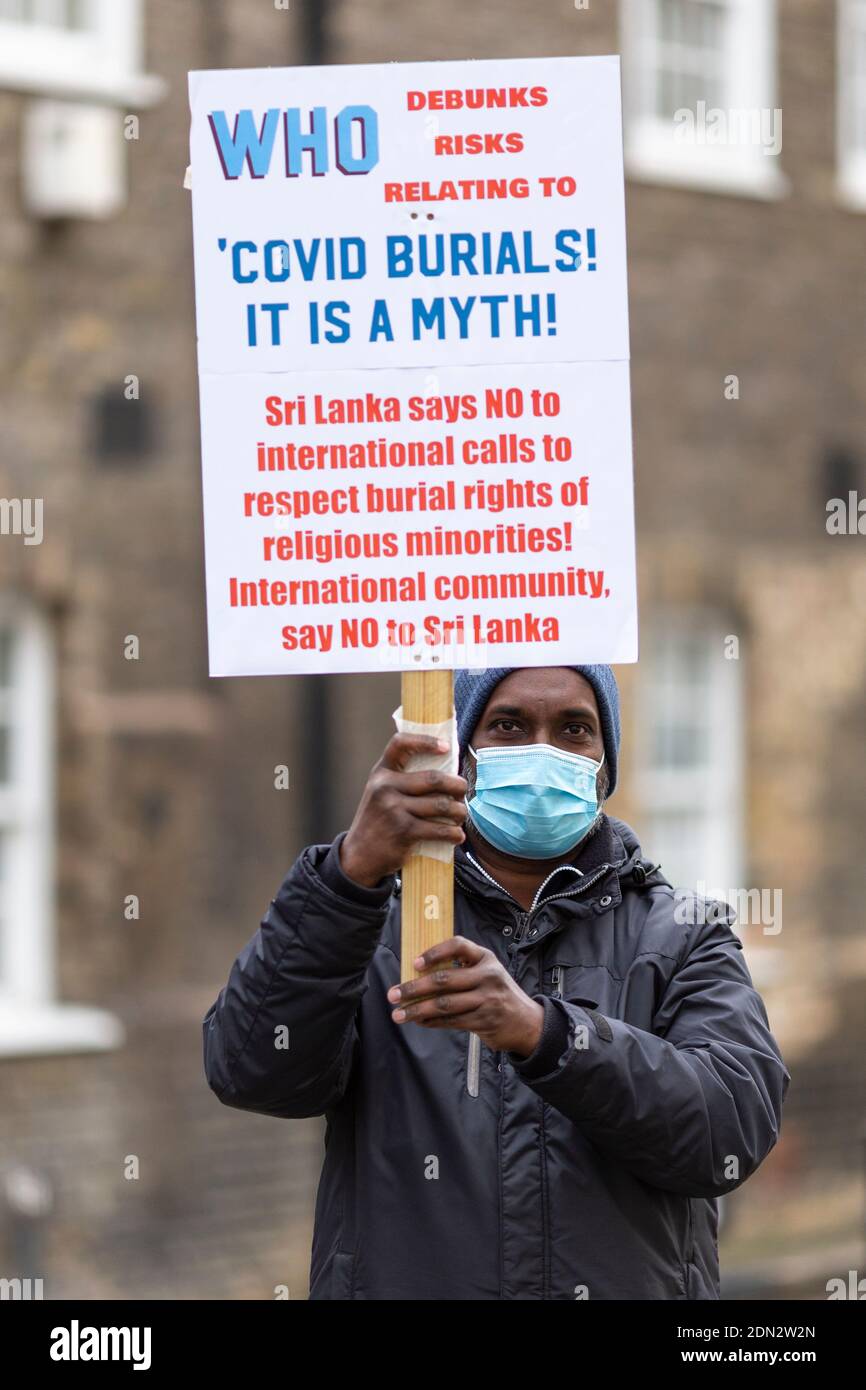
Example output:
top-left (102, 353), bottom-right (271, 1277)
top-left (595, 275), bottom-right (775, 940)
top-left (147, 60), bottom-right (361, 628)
top-left (0, 0), bottom-right (862, 1298)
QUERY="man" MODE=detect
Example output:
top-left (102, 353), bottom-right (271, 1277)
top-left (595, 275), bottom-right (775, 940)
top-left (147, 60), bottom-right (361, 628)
top-left (203, 664), bottom-right (790, 1300)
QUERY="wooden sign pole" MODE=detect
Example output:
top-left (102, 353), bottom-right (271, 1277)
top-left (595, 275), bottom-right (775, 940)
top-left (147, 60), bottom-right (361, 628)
top-left (400, 668), bottom-right (455, 984)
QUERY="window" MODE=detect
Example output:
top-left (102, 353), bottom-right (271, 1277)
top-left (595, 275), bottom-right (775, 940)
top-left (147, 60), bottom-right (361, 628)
top-left (0, 0), bottom-right (161, 104)
top-left (0, 600), bottom-right (122, 1056)
top-left (838, 0), bottom-right (866, 208)
top-left (0, 1), bottom-right (90, 25)
top-left (621, 0), bottom-right (786, 198)
top-left (0, 0), bottom-right (163, 220)
top-left (634, 612), bottom-right (744, 899)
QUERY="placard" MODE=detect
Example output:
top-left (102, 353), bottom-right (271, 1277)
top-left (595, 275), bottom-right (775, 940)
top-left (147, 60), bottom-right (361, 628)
top-left (188, 55), bottom-right (637, 674)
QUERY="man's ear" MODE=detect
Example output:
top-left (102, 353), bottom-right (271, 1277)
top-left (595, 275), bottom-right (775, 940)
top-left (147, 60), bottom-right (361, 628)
top-left (596, 760), bottom-right (610, 803)
top-left (460, 749), bottom-right (477, 792)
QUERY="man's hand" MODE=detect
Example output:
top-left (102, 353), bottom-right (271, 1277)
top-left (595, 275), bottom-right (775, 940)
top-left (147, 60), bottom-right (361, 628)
top-left (386, 936), bottom-right (545, 1057)
top-left (339, 733), bottom-right (468, 888)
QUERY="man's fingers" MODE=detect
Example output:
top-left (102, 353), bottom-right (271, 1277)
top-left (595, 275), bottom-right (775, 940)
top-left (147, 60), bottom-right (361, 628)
top-left (415, 936), bottom-right (487, 971)
top-left (391, 964), bottom-right (484, 1003)
top-left (401, 812), bottom-right (466, 844)
top-left (379, 732), bottom-right (452, 773)
top-left (395, 768), bottom-right (468, 798)
top-left (392, 991), bottom-right (484, 1025)
top-left (396, 793), bottom-right (467, 825)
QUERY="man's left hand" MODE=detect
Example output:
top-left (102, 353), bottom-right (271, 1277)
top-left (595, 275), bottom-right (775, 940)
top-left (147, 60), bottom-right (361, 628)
top-left (386, 936), bottom-right (544, 1058)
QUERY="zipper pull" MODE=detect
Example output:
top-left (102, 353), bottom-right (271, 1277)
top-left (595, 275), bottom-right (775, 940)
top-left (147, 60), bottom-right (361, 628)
top-left (514, 911), bottom-right (530, 942)
top-left (551, 965), bottom-right (563, 1000)
top-left (466, 1031), bottom-right (481, 1098)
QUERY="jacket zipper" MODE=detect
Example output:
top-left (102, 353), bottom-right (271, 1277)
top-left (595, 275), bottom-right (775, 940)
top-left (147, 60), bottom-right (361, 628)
top-left (469, 910), bottom-right (531, 1101)
top-left (464, 901), bottom-right (535, 1100)
top-left (500, 909), bottom-right (531, 1052)
top-left (459, 863), bottom-right (612, 1090)
top-left (458, 859), bottom-right (613, 1296)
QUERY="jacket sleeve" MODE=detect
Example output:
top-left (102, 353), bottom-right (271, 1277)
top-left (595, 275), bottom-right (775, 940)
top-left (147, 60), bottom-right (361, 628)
top-left (202, 833), bottom-right (395, 1119)
top-left (509, 901), bottom-right (791, 1198)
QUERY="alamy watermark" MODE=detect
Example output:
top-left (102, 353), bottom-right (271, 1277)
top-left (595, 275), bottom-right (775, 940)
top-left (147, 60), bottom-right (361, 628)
top-left (674, 882), bottom-right (782, 936)
top-left (826, 492), bottom-right (866, 534)
top-left (0, 497), bottom-right (42, 545)
top-left (50, 1321), bottom-right (151, 1370)
top-left (0, 1276), bottom-right (44, 1299)
top-left (674, 101), bottom-right (782, 157)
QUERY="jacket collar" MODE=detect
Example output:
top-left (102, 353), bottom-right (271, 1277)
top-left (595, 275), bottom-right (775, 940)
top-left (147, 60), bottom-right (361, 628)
top-left (453, 814), bottom-right (667, 919)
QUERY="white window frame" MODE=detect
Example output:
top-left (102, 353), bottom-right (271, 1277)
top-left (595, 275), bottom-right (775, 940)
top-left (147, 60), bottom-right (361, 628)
top-left (633, 609), bottom-right (745, 900)
top-left (621, 0), bottom-right (788, 199)
top-left (0, 0), bottom-right (162, 105)
top-left (838, 0), bottom-right (866, 208)
top-left (0, 599), bottom-right (122, 1057)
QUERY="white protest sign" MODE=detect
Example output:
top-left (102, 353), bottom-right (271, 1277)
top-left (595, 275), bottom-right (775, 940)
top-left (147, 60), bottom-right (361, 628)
top-left (189, 55), bottom-right (637, 675)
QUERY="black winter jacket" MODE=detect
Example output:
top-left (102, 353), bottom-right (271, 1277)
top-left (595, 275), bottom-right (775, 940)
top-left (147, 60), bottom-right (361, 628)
top-left (202, 814), bottom-right (790, 1300)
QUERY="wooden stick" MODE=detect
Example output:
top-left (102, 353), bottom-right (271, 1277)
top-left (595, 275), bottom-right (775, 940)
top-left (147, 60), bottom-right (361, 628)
top-left (400, 669), bottom-right (455, 983)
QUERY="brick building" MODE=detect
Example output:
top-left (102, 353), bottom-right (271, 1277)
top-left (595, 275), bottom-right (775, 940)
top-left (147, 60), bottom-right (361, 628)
top-left (0, 0), bottom-right (863, 1298)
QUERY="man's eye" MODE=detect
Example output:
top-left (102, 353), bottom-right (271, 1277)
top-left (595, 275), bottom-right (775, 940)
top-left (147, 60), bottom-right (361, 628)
top-left (493, 719), bottom-right (520, 732)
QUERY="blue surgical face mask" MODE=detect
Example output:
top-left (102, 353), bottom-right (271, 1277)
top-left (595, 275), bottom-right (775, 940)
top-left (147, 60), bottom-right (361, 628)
top-left (465, 741), bottom-right (605, 860)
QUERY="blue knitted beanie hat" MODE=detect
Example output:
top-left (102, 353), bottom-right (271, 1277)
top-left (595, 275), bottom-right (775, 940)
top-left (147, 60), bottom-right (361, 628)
top-left (454, 665), bottom-right (621, 797)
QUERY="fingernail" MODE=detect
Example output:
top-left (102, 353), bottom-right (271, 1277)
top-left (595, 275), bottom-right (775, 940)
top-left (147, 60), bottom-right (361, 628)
top-left (393, 1009), bottom-right (406, 1022)
top-left (413, 955), bottom-right (425, 969)
top-left (436, 738), bottom-right (448, 751)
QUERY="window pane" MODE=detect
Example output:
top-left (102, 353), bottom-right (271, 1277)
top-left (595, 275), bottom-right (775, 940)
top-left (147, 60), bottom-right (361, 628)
top-left (0, 609), bottom-right (53, 1007)
top-left (65, 0), bottom-right (91, 29)
top-left (656, 57), bottom-right (725, 116)
top-left (0, 629), bottom-right (14, 688)
top-left (654, 0), bottom-right (728, 117)
top-left (685, 0), bottom-right (725, 52)
top-left (856, 30), bottom-right (866, 150)
top-left (672, 631), bottom-right (712, 687)
top-left (638, 616), bottom-right (743, 899)
top-left (0, 630), bottom-right (14, 782)
top-left (0, 831), bottom-right (5, 988)
top-left (650, 630), bottom-right (714, 769)
top-left (0, 726), bottom-right (10, 784)
top-left (660, 0), bottom-right (683, 45)
top-left (643, 810), bottom-right (706, 890)
top-left (652, 721), bottom-right (704, 769)
top-left (0, 0), bottom-right (89, 25)
top-left (656, 66), bottom-right (681, 117)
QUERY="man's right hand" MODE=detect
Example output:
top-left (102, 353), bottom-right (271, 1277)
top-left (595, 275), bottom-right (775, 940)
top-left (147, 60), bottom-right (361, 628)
top-left (339, 733), bottom-right (468, 887)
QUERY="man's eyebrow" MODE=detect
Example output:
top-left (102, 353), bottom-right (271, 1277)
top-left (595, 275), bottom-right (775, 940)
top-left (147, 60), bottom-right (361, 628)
top-left (485, 703), bottom-right (598, 722)
top-left (560, 706), bottom-right (599, 722)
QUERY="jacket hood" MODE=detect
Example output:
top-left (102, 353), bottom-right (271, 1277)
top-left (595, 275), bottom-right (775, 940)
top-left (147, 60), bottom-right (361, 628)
top-left (606, 815), bottom-right (671, 892)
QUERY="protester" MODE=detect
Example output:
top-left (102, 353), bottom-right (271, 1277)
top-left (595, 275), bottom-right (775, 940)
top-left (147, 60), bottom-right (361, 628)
top-left (203, 664), bottom-right (789, 1300)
